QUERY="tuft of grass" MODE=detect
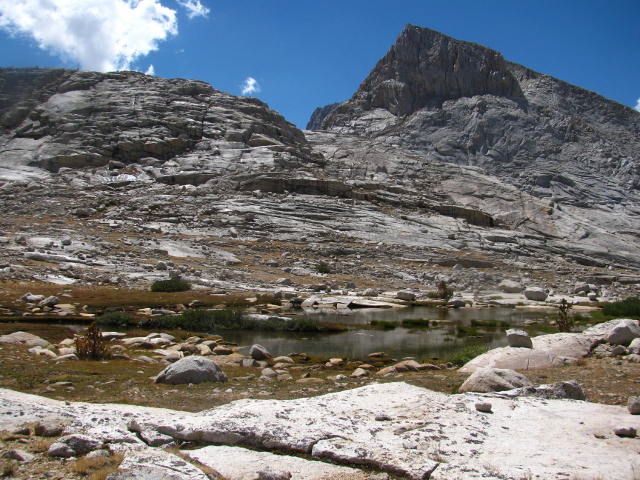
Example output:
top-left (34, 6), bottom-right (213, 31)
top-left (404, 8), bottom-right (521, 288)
top-left (151, 279), bottom-right (191, 292)
top-left (1, 459), bottom-right (16, 478)
top-left (72, 452), bottom-right (125, 480)
top-left (456, 325), bottom-right (481, 336)
top-left (401, 318), bottom-right (431, 327)
top-left (370, 320), bottom-right (398, 330)
top-left (470, 319), bottom-right (510, 329)
top-left (448, 345), bottom-right (488, 367)
top-left (601, 297), bottom-right (640, 318)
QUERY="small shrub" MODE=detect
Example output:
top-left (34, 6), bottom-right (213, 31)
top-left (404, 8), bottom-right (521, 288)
top-left (315, 264), bottom-right (332, 274)
top-left (150, 279), bottom-right (191, 292)
top-left (76, 322), bottom-right (110, 360)
top-left (96, 311), bottom-right (133, 327)
top-left (601, 297), bottom-right (640, 318)
top-left (437, 281), bottom-right (453, 300)
top-left (557, 299), bottom-right (575, 332)
top-left (448, 345), bottom-right (489, 367)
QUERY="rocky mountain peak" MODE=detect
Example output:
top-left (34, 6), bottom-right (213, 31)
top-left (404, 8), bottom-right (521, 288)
top-left (322, 24), bottom-right (525, 126)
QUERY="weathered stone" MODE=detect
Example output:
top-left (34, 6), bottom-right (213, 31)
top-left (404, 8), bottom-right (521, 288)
top-left (506, 329), bottom-right (532, 348)
top-left (613, 426), bottom-right (637, 438)
top-left (606, 319), bottom-right (640, 346)
top-left (249, 344), bottom-right (272, 360)
top-left (47, 434), bottom-right (101, 457)
top-left (458, 367), bottom-right (533, 393)
top-left (474, 402), bottom-right (492, 413)
top-left (524, 287), bottom-right (548, 302)
top-left (628, 397), bottom-right (640, 415)
top-left (0, 331), bottom-right (49, 347)
top-left (38, 295), bottom-right (60, 308)
top-left (396, 291), bottom-right (416, 301)
top-left (497, 280), bottom-right (522, 293)
top-left (155, 356), bottom-right (228, 385)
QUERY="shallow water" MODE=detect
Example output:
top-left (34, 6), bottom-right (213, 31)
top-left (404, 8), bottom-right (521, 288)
top-left (222, 306), bottom-right (554, 360)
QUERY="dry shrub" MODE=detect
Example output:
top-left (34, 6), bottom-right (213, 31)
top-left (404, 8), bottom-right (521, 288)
top-left (76, 322), bottom-right (110, 360)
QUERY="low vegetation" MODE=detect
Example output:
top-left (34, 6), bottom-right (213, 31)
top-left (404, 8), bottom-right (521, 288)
top-left (602, 297), bottom-right (640, 318)
top-left (370, 319), bottom-right (398, 329)
top-left (96, 311), bottom-right (133, 327)
top-left (448, 345), bottom-right (488, 367)
top-left (139, 309), bottom-right (346, 333)
top-left (401, 318), bottom-right (431, 327)
top-left (75, 322), bottom-right (110, 360)
top-left (557, 299), bottom-right (575, 332)
top-left (150, 279), bottom-right (191, 292)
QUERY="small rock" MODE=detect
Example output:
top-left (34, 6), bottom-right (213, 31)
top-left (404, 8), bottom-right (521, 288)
top-left (628, 396), bottom-right (640, 415)
top-left (256, 467), bottom-right (292, 480)
top-left (47, 434), bottom-right (101, 457)
top-left (396, 291), bottom-right (416, 301)
top-left (459, 367), bottom-right (533, 393)
top-left (613, 426), bottom-right (637, 438)
top-left (2, 449), bottom-right (35, 462)
top-left (498, 280), bottom-right (523, 293)
top-left (506, 329), bottom-right (533, 348)
top-left (475, 402), bottom-right (492, 413)
top-left (34, 420), bottom-right (66, 437)
top-left (38, 295), bottom-right (60, 308)
top-left (350, 368), bottom-right (369, 378)
top-left (524, 287), bottom-right (548, 302)
top-left (610, 345), bottom-right (627, 356)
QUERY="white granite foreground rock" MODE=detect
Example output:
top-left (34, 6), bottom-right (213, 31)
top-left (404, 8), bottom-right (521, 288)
top-left (0, 384), bottom-right (639, 479)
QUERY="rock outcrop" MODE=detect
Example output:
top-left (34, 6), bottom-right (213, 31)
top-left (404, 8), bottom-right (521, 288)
top-left (0, 383), bottom-right (638, 480)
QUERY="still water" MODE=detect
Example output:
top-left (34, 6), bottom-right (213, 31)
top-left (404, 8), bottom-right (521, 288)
top-left (222, 306), bottom-right (555, 360)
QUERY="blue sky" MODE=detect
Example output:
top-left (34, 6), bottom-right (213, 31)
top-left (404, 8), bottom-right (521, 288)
top-left (1, 0), bottom-right (638, 128)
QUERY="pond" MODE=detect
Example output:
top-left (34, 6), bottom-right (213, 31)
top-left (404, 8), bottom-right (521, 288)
top-left (221, 306), bottom-right (558, 360)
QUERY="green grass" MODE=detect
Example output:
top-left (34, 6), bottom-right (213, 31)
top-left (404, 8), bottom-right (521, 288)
top-left (470, 319), bottom-right (510, 329)
top-left (370, 320), bottom-right (398, 330)
top-left (150, 279), bottom-right (191, 292)
top-left (448, 345), bottom-right (489, 367)
top-left (315, 264), bottom-right (332, 274)
top-left (401, 318), bottom-right (431, 327)
top-left (601, 297), bottom-right (640, 318)
top-left (456, 325), bottom-right (481, 336)
top-left (139, 309), bottom-right (345, 333)
top-left (96, 311), bottom-right (134, 327)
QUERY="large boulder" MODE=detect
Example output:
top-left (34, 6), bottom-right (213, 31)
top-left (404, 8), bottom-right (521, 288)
top-left (458, 346), bottom-right (571, 373)
top-left (530, 333), bottom-right (600, 358)
top-left (155, 356), bottom-right (228, 385)
top-left (606, 319), bottom-right (640, 346)
top-left (249, 344), bottom-right (272, 360)
top-left (498, 280), bottom-right (523, 293)
top-left (524, 287), bottom-right (548, 302)
top-left (0, 331), bottom-right (49, 348)
top-left (458, 367), bottom-right (533, 393)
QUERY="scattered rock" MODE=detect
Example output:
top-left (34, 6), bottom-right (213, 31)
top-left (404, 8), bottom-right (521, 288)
top-left (474, 402), bottom-right (492, 413)
top-left (48, 434), bottom-right (102, 457)
top-left (155, 356), bottom-right (228, 385)
top-left (524, 287), bottom-right (548, 302)
top-left (250, 344), bottom-right (272, 360)
top-left (613, 426), bottom-right (637, 438)
top-left (38, 295), bottom-right (60, 308)
top-left (628, 397), bottom-right (640, 415)
top-left (606, 319), bottom-right (640, 346)
top-left (497, 280), bottom-right (522, 293)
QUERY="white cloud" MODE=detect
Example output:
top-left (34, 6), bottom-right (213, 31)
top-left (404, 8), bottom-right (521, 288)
top-left (0, 0), bottom-right (178, 72)
top-left (241, 77), bottom-right (260, 96)
top-left (145, 64), bottom-right (155, 76)
top-left (177, 0), bottom-right (209, 19)
top-left (635, 97), bottom-right (640, 112)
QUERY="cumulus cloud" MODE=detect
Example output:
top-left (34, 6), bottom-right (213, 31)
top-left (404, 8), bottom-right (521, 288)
top-left (145, 64), bottom-right (155, 76)
top-left (0, 0), bottom-right (178, 72)
top-left (635, 97), bottom-right (640, 112)
top-left (177, 0), bottom-right (209, 19)
top-left (241, 77), bottom-right (260, 96)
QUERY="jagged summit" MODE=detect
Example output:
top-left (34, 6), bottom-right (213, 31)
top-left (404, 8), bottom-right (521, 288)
top-left (334, 24), bottom-right (525, 118)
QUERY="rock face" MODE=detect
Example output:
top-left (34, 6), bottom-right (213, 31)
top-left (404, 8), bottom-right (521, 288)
top-left (154, 356), bottom-right (228, 385)
top-left (0, 24), bottom-right (640, 299)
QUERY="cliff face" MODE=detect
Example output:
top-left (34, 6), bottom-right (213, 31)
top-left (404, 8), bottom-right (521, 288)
top-left (0, 67), bottom-right (321, 179)
top-left (319, 25), bottom-right (640, 210)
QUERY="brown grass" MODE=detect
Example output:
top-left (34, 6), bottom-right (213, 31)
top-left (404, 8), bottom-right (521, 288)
top-left (72, 451), bottom-right (124, 479)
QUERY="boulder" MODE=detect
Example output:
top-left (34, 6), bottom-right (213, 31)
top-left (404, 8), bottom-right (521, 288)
top-left (458, 367), bottom-right (533, 393)
top-left (506, 329), bottom-right (532, 348)
top-left (606, 319), bottom-right (640, 346)
top-left (447, 298), bottom-right (466, 308)
top-left (0, 331), bottom-right (49, 347)
top-left (501, 380), bottom-right (588, 400)
top-left (458, 346), bottom-right (571, 373)
top-left (497, 280), bottom-right (523, 293)
top-left (155, 356), bottom-right (228, 385)
top-left (21, 293), bottom-right (46, 303)
top-left (530, 333), bottom-right (600, 358)
top-left (627, 338), bottom-right (640, 355)
top-left (628, 397), bottom-right (640, 415)
top-left (38, 295), bottom-right (60, 308)
top-left (396, 291), bottom-right (416, 301)
top-left (250, 344), bottom-right (272, 360)
top-left (524, 287), bottom-right (548, 302)
top-left (47, 434), bottom-right (101, 457)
